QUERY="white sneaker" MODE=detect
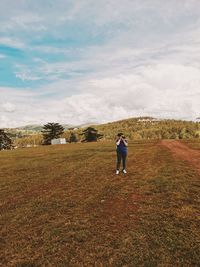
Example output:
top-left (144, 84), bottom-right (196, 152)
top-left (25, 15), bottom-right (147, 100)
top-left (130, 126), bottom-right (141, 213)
top-left (122, 169), bottom-right (127, 174)
top-left (116, 170), bottom-right (120, 175)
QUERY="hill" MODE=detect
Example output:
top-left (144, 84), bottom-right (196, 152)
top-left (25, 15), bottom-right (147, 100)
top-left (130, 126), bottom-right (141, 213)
top-left (3, 117), bottom-right (200, 148)
top-left (93, 117), bottom-right (200, 140)
top-left (1, 139), bottom-right (200, 266)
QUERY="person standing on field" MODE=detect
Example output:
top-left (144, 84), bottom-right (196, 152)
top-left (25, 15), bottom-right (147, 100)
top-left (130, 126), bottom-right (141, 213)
top-left (116, 133), bottom-right (128, 175)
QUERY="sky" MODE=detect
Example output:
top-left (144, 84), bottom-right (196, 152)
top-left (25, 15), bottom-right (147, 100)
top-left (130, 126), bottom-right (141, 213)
top-left (0, 0), bottom-right (200, 128)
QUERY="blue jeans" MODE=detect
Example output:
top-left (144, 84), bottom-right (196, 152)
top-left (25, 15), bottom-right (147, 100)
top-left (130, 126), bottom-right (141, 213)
top-left (116, 150), bottom-right (127, 170)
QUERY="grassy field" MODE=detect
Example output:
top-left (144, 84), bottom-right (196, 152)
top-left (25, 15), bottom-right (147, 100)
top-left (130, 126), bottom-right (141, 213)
top-left (0, 140), bottom-right (200, 267)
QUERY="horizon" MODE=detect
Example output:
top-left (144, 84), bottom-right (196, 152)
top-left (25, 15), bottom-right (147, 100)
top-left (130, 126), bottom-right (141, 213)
top-left (4, 115), bottom-right (200, 129)
top-left (0, 0), bottom-right (200, 128)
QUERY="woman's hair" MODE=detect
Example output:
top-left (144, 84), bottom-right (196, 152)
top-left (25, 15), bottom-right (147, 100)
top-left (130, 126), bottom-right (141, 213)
top-left (117, 133), bottom-right (125, 138)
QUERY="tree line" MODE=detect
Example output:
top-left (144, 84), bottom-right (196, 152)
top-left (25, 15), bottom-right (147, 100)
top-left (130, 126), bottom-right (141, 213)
top-left (0, 123), bottom-right (103, 150)
top-left (1, 117), bottom-right (200, 150)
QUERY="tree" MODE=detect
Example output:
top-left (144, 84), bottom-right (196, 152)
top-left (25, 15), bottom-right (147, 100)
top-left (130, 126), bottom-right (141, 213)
top-left (80, 127), bottom-right (103, 142)
top-left (14, 134), bottom-right (43, 148)
top-left (69, 132), bottom-right (78, 143)
top-left (42, 123), bottom-right (64, 145)
top-left (0, 129), bottom-right (12, 150)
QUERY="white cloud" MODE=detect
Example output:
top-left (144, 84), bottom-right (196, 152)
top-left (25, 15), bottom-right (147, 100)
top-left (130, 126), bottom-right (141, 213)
top-left (0, 37), bottom-right (25, 49)
top-left (9, 13), bottom-right (46, 31)
top-left (2, 102), bottom-right (16, 112)
top-left (1, 61), bottom-right (199, 128)
top-left (14, 63), bottom-right (43, 81)
top-left (15, 72), bottom-right (41, 81)
top-left (58, 63), bottom-right (200, 123)
top-left (1, 0), bottom-right (200, 127)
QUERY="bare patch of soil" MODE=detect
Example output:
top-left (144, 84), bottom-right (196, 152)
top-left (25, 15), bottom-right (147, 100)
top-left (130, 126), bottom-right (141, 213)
top-left (160, 140), bottom-right (200, 174)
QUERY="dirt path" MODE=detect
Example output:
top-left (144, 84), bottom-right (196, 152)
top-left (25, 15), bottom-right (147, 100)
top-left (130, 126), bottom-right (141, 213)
top-left (160, 140), bottom-right (200, 174)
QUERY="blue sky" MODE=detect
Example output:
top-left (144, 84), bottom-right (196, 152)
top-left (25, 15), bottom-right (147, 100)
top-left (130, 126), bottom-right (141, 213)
top-left (0, 0), bottom-right (200, 127)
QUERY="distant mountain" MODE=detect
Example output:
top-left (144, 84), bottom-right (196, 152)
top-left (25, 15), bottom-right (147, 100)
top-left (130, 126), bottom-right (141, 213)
top-left (17, 124), bottom-right (43, 132)
top-left (5, 122), bottom-right (99, 134)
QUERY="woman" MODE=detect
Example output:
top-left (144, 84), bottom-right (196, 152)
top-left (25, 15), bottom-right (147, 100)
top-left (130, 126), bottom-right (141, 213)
top-left (116, 133), bottom-right (128, 175)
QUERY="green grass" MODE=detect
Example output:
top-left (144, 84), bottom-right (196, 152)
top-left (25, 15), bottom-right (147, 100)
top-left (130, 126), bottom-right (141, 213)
top-left (1, 140), bottom-right (200, 266)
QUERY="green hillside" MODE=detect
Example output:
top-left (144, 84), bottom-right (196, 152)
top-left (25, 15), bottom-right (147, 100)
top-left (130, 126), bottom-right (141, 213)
top-left (3, 117), bottom-right (200, 148)
top-left (93, 117), bottom-right (200, 140)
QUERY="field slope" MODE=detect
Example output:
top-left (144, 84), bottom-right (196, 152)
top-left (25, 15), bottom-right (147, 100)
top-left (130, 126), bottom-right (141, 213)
top-left (0, 140), bottom-right (200, 267)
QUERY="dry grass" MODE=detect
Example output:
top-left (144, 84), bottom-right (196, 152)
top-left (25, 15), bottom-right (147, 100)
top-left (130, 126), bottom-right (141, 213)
top-left (182, 139), bottom-right (200, 150)
top-left (0, 140), bottom-right (200, 267)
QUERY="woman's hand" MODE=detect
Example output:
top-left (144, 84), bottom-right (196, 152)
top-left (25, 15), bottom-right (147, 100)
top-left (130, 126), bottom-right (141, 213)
top-left (122, 138), bottom-right (128, 146)
top-left (116, 137), bottom-right (121, 145)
